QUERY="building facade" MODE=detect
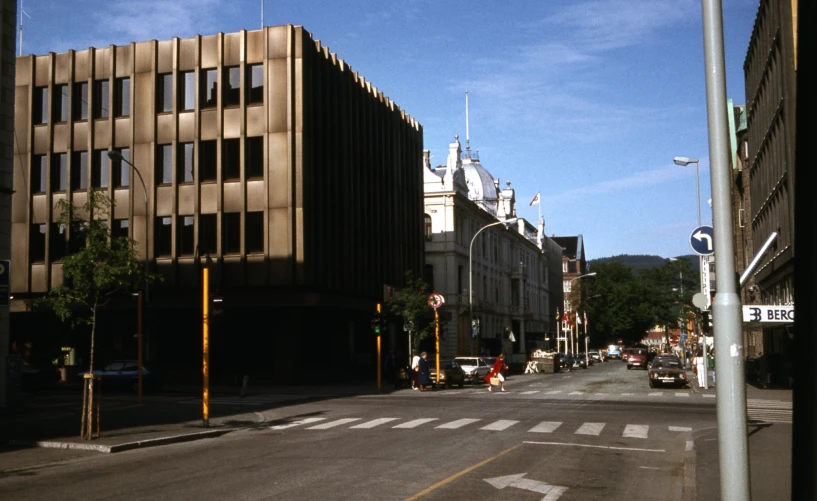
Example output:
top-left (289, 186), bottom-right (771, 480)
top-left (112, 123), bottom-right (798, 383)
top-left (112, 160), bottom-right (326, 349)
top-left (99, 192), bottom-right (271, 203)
top-left (422, 136), bottom-right (562, 363)
top-left (11, 25), bottom-right (424, 382)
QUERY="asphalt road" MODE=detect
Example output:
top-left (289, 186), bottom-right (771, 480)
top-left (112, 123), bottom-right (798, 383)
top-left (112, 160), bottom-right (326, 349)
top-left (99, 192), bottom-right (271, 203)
top-left (0, 360), bottom-right (791, 501)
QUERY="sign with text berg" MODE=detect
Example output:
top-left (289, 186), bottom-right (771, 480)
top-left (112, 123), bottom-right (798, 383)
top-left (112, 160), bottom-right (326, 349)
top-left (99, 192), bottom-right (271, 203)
top-left (742, 304), bottom-right (794, 324)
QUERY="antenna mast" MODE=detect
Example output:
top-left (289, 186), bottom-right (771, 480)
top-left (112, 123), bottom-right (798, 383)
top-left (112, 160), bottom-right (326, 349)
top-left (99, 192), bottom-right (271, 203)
top-left (465, 90), bottom-right (470, 157)
top-left (261, 0), bottom-right (264, 29)
top-left (18, 0), bottom-right (30, 57)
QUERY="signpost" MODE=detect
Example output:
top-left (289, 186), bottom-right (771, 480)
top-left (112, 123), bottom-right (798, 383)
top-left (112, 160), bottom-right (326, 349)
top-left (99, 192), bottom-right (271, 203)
top-left (689, 225), bottom-right (715, 255)
top-left (428, 293), bottom-right (444, 387)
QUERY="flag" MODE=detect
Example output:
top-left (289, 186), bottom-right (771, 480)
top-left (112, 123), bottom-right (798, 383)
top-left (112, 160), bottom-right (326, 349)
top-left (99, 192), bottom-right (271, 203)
top-left (584, 312), bottom-right (588, 328)
top-left (529, 193), bottom-right (540, 206)
top-left (576, 314), bottom-right (582, 325)
top-left (561, 313), bottom-right (567, 323)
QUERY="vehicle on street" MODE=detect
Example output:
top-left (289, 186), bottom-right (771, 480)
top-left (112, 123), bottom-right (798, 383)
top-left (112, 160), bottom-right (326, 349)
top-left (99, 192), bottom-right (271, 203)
top-left (454, 356), bottom-right (490, 384)
top-left (626, 348), bottom-right (649, 370)
top-left (429, 360), bottom-right (466, 389)
top-left (648, 353), bottom-right (681, 369)
top-left (648, 358), bottom-right (689, 387)
top-left (574, 353), bottom-right (589, 369)
top-left (79, 360), bottom-right (161, 392)
top-left (588, 350), bottom-right (602, 363)
top-left (606, 345), bottom-right (622, 360)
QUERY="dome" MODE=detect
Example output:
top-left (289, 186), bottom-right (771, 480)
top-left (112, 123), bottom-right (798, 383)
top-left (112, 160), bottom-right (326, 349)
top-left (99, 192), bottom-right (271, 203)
top-left (461, 155), bottom-right (498, 214)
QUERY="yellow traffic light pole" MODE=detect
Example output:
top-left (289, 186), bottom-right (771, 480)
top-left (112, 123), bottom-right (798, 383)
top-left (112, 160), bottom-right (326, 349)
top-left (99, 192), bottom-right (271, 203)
top-left (376, 303), bottom-right (382, 392)
top-left (202, 266), bottom-right (209, 428)
top-left (435, 309), bottom-right (440, 387)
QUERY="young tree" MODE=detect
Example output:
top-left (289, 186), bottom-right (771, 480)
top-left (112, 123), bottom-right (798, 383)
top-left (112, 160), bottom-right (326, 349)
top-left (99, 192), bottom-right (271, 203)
top-left (387, 271), bottom-right (432, 354)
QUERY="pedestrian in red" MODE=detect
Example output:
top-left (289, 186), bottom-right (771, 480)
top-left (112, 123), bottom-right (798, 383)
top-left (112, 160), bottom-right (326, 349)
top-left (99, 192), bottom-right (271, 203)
top-left (484, 353), bottom-right (508, 392)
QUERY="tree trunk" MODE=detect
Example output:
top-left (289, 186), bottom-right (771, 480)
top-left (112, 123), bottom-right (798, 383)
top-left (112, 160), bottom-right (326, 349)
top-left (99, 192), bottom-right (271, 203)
top-left (89, 302), bottom-right (97, 373)
top-left (86, 301), bottom-right (98, 439)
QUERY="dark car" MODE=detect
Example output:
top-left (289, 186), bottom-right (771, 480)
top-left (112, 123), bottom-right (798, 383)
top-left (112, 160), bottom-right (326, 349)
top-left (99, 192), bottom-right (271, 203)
top-left (649, 358), bottom-right (689, 387)
top-left (80, 360), bottom-right (161, 392)
top-left (574, 353), bottom-right (589, 369)
top-left (626, 348), bottom-right (649, 370)
top-left (430, 360), bottom-right (465, 389)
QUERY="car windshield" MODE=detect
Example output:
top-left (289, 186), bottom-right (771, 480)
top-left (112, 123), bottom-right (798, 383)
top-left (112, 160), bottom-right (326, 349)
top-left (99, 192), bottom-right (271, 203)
top-left (654, 361), bottom-right (682, 369)
top-left (456, 358), bottom-right (478, 366)
top-left (632, 349), bottom-right (646, 355)
top-left (104, 362), bottom-right (127, 371)
top-left (441, 361), bottom-right (458, 369)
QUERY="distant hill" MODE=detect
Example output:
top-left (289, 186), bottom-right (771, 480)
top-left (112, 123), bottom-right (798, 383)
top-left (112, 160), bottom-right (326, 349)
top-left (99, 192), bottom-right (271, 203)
top-left (588, 254), bottom-right (700, 273)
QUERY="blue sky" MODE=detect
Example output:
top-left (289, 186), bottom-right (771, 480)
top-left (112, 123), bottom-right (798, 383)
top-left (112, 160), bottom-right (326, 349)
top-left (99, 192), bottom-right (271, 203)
top-left (19, 0), bottom-right (759, 260)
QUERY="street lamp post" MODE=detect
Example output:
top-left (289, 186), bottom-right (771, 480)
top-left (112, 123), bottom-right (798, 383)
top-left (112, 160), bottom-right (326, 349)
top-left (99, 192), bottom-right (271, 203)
top-left (469, 218), bottom-right (518, 356)
top-left (673, 156), bottom-right (701, 228)
top-left (107, 151), bottom-right (149, 401)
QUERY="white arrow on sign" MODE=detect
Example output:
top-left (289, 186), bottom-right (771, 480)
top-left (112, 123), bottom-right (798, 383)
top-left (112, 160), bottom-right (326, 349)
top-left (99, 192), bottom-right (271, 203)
top-left (484, 473), bottom-right (568, 500)
top-left (692, 230), bottom-right (713, 252)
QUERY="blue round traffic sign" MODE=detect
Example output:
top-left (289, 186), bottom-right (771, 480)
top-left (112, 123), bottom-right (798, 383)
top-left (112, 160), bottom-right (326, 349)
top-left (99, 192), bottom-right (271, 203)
top-left (689, 226), bottom-right (715, 255)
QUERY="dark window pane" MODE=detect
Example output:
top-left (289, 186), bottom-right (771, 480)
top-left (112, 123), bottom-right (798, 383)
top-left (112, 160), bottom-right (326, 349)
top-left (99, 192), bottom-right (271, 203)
top-left (50, 223), bottom-right (67, 261)
top-left (223, 66), bottom-right (240, 107)
top-left (156, 217), bottom-right (173, 257)
top-left (248, 64), bottom-right (263, 104)
top-left (245, 211), bottom-right (264, 254)
top-left (158, 144), bottom-right (173, 185)
top-left (199, 140), bottom-right (217, 182)
top-left (51, 153), bottom-right (67, 192)
top-left (112, 148), bottom-right (130, 188)
top-left (69, 221), bottom-right (87, 254)
top-left (112, 219), bottom-right (129, 240)
top-left (71, 151), bottom-right (88, 190)
top-left (199, 214), bottom-right (217, 255)
top-left (91, 150), bottom-right (108, 188)
top-left (73, 82), bottom-right (88, 120)
top-left (223, 139), bottom-right (240, 180)
top-left (178, 143), bottom-right (194, 183)
top-left (30, 224), bottom-right (46, 262)
top-left (246, 137), bottom-right (263, 178)
top-left (222, 212), bottom-right (241, 254)
top-left (32, 155), bottom-right (47, 193)
top-left (114, 78), bottom-right (130, 117)
top-left (201, 69), bottom-right (218, 108)
top-left (181, 72), bottom-right (195, 111)
top-left (93, 80), bottom-right (109, 118)
top-left (53, 84), bottom-right (68, 122)
top-left (158, 74), bottom-right (173, 113)
top-left (33, 87), bottom-right (48, 125)
top-left (178, 216), bottom-right (195, 256)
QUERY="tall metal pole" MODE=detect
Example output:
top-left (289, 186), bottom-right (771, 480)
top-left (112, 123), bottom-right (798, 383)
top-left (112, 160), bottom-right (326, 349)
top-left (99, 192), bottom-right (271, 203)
top-left (694, 161), bottom-right (702, 228)
top-left (376, 302), bottom-right (382, 392)
top-left (202, 265), bottom-right (210, 428)
top-left (435, 309), bottom-right (440, 386)
top-left (701, 1), bottom-right (750, 499)
top-left (137, 291), bottom-right (143, 404)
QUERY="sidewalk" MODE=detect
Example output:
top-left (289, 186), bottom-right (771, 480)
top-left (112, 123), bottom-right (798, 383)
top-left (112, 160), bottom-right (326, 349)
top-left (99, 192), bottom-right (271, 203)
top-left (686, 368), bottom-right (793, 402)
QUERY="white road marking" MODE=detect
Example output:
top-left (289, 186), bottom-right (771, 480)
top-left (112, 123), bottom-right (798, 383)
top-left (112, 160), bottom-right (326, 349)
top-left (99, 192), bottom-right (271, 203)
top-left (436, 418), bottom-right (481, 429)
top-left (703, 394), bottom-right (716, 398)
top-left (622, 424), bottom-right (649, 439)
top-left (621, 393), bottom-right (634, 396)
top-left (675, 393), bottom-right (690, 397)
top-left (575, 422), bottom-right (605, 436)
top-left (529, 421), bottom-right (562, 433)
top-left (669, 426), bottom-right (693, 432)
top-left (269, 417), bottom-right (326, 430)
top-left (648, 392), bottom-right (662, 397)
top-left (481, 420), bottom-right (519, 431)
top-left (393, 418), bottom-right (439, 429)
top-left (569, 391), bottom-right (584, 395)
top-left (307, 418), bottom-right (361, 429)
top-left (349, 418), bottom-right (399, 429)
top-left (686, 440), bottom-right (694, 452)
top-left (525, 441), bottom-right (665, 453)
top-left (545, 390), bottom-right (562, 395)
top-left (520, 391), bottom-right (539, 395)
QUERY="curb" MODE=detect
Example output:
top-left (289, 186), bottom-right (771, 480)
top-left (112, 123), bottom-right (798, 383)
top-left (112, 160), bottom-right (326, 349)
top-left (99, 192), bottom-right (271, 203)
top-left (6, 428), bottom-right (234, 454)
top-left (682, 438), bottom-right (697, 501)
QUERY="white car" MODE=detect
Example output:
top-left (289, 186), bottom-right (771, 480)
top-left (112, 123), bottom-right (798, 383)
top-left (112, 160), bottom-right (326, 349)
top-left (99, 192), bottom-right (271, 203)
top-left (454, 357), bottom-right (491, 384)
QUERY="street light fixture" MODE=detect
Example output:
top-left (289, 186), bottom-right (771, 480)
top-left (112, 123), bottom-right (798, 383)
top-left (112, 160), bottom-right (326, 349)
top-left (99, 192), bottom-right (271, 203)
top-left (673, 156), bottom-right (701, 228)
top-left (469, 217), bottom-right (518, 355)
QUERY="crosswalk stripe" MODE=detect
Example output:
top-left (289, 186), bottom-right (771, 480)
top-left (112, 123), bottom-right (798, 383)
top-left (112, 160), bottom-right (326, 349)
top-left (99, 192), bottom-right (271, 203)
top-left (575, 422), bottom-right (605, 436)
top-left (437, 418), bottom-right (480, 429)
top-left (269, 417), bottom-right (326, 430)
top-left (545, 390), bottom-right (562, 395)
top-left (529, 421), bottom-right (562, 433)
top-left (703, 394), bottom-right (716, 398)
top-left (669, 426), bottom-right (692, 432)
top-left (481, 420), bottom-right (519, 431)
top-left (350, 418), bottom-right (399, 429)
top-left (307, 418), bottom-right (361, 430)
top-left (648, 393), bottom-right (662, 397)
top-left (622, 424), bottom-right (649, 439)
top-left (622, 393), bottom-right (634, 396)
top-left (569, 391), bottom-right (584, 395)
top-left (520, 391), bottom-right (539, 395)
top-left (393, 418), bottom-right (439, 429)
top-left (675, 393), bottom-right (690, 397)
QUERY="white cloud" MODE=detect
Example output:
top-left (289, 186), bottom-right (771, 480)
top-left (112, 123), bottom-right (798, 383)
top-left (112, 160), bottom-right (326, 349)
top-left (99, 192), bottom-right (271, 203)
top-left (541, 165), bottom-right (690, 206)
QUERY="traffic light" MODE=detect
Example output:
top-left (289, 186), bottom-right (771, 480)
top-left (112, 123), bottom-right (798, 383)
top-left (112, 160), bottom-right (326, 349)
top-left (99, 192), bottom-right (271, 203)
top-left (701, 311), bottom-right (712, 334)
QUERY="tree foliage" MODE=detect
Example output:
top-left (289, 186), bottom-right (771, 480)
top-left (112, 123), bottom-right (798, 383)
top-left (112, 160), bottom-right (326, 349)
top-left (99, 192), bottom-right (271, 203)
top-left (35, 190), bottom-right (160, 372)
top-left (387, 271), bottom-right (432, 350)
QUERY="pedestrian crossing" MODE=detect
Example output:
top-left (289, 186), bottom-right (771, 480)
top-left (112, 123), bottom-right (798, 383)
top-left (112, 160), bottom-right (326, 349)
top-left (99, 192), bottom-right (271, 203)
top-left (268, 415), bottom-right (696, 439)
top-left (747, 399), bottom-right (793, 424)
top-left (442, 388), bottom-right (712, 399)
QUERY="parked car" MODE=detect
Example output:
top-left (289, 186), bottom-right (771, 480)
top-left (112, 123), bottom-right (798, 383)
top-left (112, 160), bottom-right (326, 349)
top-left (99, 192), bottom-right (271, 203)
top-left (588, 350), bottom-right (603, 363)
top-left (649, 358), bottom-right (689, 388)
top-left (429, 360), bottom-right (466, 389)
top-left (454, 357), bottom-right (491, 384)
top-left (574, 353), bottom-right (589, 369)
top-left (79, 360), bottom-right (161, 392)
top-left (627, 348), bottom-right (649, 370)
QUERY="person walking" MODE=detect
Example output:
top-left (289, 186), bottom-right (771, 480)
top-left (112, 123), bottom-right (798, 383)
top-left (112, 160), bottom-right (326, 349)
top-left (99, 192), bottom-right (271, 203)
top-left (693, 350), bottom-right (707, 388)
top-left (417, 352), bottom-right (432, 392)
top-left (410, 350), bottom-right (420, 390)
top-left (484, 353), bottom-right (509, 393)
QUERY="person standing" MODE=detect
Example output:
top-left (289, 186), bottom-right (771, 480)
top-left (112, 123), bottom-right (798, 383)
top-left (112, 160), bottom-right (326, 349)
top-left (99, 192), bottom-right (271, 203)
top-left (694, 350), bottom-right (707, 388)
top-left (484, 353), bottom-right (509, 393)
top-left (417, 352), bottom-right (431, 392)
top-left (410, 350), bottom-right (420, 390)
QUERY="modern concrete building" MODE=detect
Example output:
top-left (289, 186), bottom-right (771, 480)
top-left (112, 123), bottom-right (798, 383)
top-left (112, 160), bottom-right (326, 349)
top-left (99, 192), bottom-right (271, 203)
top-left (10, 25), bottom-right (424, 382)
top-left (422, 136), bottom-right (562, 364)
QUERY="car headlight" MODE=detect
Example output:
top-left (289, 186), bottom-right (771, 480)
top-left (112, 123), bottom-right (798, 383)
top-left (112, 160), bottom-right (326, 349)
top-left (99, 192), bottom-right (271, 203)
top-left (469, 370), bottom-right (477, 375)
top-left (680, 373), bottom-right (686, 379)
top-left (649, 372), bottom-right (655, 378)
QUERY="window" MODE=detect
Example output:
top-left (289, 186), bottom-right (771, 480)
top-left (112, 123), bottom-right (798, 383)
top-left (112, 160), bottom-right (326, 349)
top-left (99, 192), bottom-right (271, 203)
top-left (178, 216), bottom-right (195, 256)
top-left (114, 78), bottom-right (130, 117)
top-left (201, 68), bottom-right (217, 108)
top-left (245, 211), bottom-right (264, 254)
top-left (248, 64), bottom-right (263, 104)
top-left (562, 261), bottom-right (568, 273)
top-left (223, 139), bottom-right (240, 180)
top-left (199, 214), bottom-right (217, 254)
top-left (178, 143), bottom-right (194, 183)
top-left (73, 82), bottom-right (88, 120)
top-left (50, 223), bottom-right (67, 261)
top-left (93, 80), bottom-right (109, 119)
top-left (69, 222), bottom-right (87, 254)
top-left (157, 73), bottom-right (173, 113)
top-left (222, 212), bottom-right (241, 254)
top-left (424, 214), bottom-right (432, 241)
top-left (51, 153), bottom-right (67, 192)
top-left (246, 137), bottom-right (263, 178)
top-left (32, 155), bottom-right (47, 193)
top-left (91, 149), bottom-right (108, 188)
top-left (53, 84), bottom-right (68, 122)
top-left (30, 224), bottom-right (47, 262)
top-left (33, 86), bottom-right (48, 125)
top-left (155, 217), bottom-right (172, 257)
top-left (71, 151), bottom-right (88, 190)
top-left (223, 66), bottom-right (240, 107)
top-left (563, 280), bottom-right (571, 293)
top-left (199, 140), bottom-right (216, 182)
top-left (112, 148), bottom-right (130, 188)
top-left (112, 219), bottom-right (129, 240)
top-left (180, 71), bottom-right (195, 111)
top-left (157, 144), bottom-right (173, 185)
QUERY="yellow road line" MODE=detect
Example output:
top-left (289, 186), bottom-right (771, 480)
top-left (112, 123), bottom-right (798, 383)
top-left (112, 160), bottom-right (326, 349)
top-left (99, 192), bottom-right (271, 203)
top-left (403, 443), bottom-right (523, 501)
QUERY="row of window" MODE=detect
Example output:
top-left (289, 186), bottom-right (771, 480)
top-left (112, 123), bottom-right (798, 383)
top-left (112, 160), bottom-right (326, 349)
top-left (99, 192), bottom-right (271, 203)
top-left (31, 137), bottom-right (264, 194)
top-left (29, 212), bottom-right (264, 262)
top-left (32, 65), bottom-right (264, 125)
